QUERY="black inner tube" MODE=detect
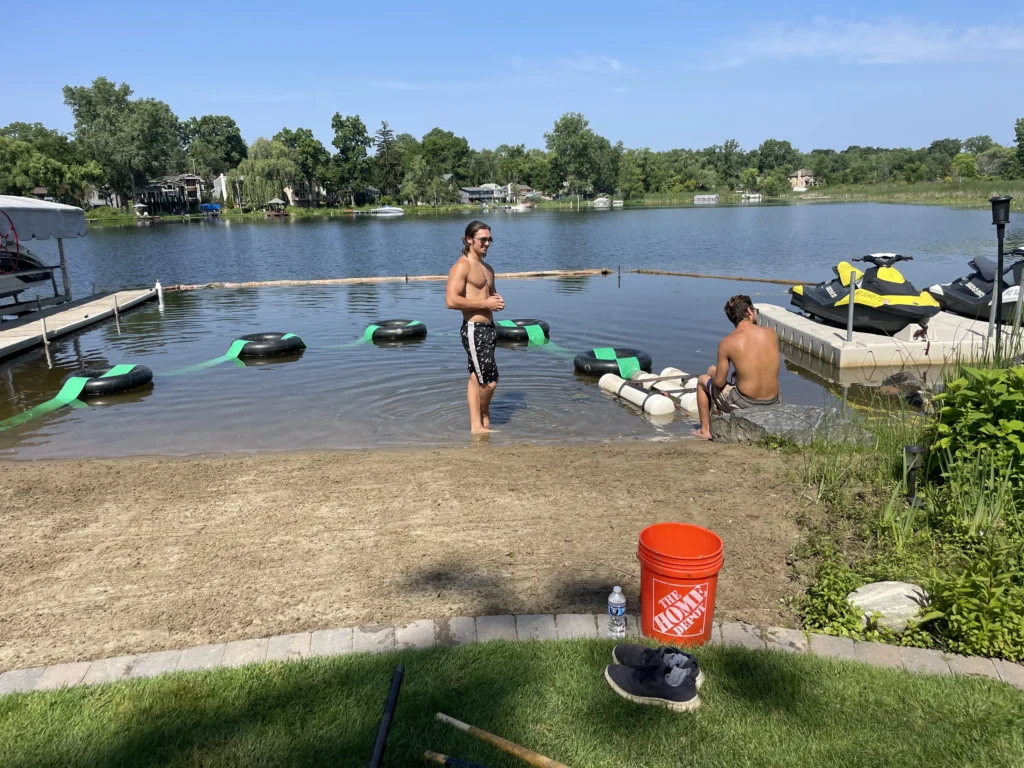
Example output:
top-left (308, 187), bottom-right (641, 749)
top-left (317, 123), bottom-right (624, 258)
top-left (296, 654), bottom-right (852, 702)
top-left (494, 319), bottom-right (550, 341)
top-left (61, 364), bottom-right (154, 397)
top-left (573, 348), bottom-right (653, 376)
top-left (368, 320), bottom-right (427, 340)
top-left (237, 332), bottom-right (306, 357)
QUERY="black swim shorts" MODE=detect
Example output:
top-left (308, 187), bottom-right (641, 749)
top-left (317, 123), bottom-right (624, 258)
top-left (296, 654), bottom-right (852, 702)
top-left (461, 321), bottom-right (499, 386)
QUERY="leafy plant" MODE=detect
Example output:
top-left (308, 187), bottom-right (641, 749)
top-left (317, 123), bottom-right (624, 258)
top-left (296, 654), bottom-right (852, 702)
top-left (801, 549), bottom-right (864, 636)
top-left (934, 448), bottom-right (1022, 539)
top-left (879, 480), bottom-right (917, 554)
top-left (920, 543), bottom-right (1024, 661)
top-left (804, 449), bottom-right (856, 509)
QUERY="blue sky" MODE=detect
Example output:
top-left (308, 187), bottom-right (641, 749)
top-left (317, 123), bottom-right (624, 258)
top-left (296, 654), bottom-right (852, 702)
top-left (8, 1), bottom-right (1024, 153)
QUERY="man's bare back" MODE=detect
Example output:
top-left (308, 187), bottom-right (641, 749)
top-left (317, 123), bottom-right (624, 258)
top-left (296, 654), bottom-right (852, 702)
top-left (720, 322), bottom-right (780, 400)
top-left (694, 296), bottom-right (781, 439)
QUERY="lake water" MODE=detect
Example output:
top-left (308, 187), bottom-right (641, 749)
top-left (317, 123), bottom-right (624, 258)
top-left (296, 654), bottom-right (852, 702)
top-left (2, 203), bottom-right (1021, 459)
top-left (21, 202), bottom-right (1024, 291)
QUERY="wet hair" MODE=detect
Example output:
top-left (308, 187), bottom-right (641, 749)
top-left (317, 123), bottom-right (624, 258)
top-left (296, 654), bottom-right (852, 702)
top-left (724, 294), bottom-right (755, 325)
top-left (462, 220), bottom-right (491, 255)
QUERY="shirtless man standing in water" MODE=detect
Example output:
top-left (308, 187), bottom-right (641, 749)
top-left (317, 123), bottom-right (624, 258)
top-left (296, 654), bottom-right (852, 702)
top-left (446, 221), bottom-right (504, 434)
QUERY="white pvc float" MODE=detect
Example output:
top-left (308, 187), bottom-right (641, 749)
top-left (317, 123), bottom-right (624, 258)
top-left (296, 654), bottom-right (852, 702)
top-left (631, 367), bottom-right (700, 414)
top-left (598, 373), bottom-right (676, 416)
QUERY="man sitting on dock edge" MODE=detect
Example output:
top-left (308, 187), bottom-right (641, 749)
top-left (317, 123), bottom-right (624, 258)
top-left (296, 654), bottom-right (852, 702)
top-left (694, 294), bottom-right (781, 439)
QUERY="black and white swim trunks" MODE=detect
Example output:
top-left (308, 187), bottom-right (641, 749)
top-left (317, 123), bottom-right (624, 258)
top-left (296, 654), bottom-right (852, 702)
top-left (461, 321), bottom-right (499, 386)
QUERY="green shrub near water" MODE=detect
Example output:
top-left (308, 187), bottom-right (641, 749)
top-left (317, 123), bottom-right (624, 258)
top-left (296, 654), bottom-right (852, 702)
top-left (926, 365), bottom-right (1024, 508)
top-left (798, 368), bottom-right (1024, 660)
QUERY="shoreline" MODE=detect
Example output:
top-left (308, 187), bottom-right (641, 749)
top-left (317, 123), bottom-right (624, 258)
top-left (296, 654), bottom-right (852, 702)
top-left (0, 440), bottom-right (807, 670)
top-left (83, 190), bottom-right (1024, 228)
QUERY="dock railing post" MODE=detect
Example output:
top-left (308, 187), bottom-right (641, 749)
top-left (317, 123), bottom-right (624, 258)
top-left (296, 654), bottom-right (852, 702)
top-left (846, 277), bottom-right (856, 343)
top-left (41, 316), bottom-right (52, 368)
top-left (113, 294), bottom-right (121, 334)
top-left (57, 238), bottom-right (72, 302)
top-left (155, 280), bottom-right (164, 309)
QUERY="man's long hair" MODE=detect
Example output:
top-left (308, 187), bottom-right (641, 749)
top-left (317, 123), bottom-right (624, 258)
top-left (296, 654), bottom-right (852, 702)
top-left (462, 220), bottom-right (490, 255)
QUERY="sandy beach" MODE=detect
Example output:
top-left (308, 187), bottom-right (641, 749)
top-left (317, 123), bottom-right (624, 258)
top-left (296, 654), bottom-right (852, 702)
top-left (0, 441), bottom-right (807, 670)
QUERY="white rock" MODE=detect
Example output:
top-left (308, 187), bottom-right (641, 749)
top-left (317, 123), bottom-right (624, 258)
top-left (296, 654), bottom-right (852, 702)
top-left (847, 581), bottom-right (929, 632)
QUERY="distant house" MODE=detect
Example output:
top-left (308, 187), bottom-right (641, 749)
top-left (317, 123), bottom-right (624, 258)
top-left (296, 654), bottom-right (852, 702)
top-left (459, 185), bottom-right (503, 204)
top-left (788, 169), bottom-right (816, 191)
top-left (137, 174), bottom-right (205, 213)
top-left (503, 183), bottom-right (537, 201)
top-left (87, 187), bottom-right (124, 208)
top-left (28, 187), bottom-right (51, 201)
top-left (174, 173), bottom-right (205, 207)
top-left (212, 174), bottom-right (230, 202)
top-left (284, 180), bottom-right (323, 208)
top-left (359, 186), bottom-right (380, 206)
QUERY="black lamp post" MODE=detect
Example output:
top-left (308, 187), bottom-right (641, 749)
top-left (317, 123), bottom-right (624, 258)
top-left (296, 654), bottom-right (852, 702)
top-left (990, 196), bottom-right (1013, 360)
top-left (904, 444), bottom-right (926, 507)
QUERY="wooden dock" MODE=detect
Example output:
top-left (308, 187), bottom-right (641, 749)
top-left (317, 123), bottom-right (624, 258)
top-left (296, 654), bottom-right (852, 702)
top-left (0, 289), bottom-right (157, 361)
top-left (758, 303), bottom-right (991, 368)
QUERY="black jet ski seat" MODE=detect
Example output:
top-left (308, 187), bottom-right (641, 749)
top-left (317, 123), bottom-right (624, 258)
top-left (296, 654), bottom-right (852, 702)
top-left (970, 255), bottom-right (1019, 285)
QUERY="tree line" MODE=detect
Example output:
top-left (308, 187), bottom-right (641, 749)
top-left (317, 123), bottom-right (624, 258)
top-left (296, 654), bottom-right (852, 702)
top-left (2, 76), bottom-right (1024, 209)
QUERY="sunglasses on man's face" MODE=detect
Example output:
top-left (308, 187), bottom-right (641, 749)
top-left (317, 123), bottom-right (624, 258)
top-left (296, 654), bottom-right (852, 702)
top-left (475, 237), bottom-right (494, 244)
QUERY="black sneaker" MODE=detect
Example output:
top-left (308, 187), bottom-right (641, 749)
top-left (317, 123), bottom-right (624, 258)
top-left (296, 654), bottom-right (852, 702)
top-left (604, 663), bottom-right (702, 712)
top-left (611, 644), bottom-right (704, 689)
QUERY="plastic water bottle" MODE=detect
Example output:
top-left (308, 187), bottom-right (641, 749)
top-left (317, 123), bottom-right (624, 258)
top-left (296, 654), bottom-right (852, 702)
top-left (607, 586), bottom-right (626, 638)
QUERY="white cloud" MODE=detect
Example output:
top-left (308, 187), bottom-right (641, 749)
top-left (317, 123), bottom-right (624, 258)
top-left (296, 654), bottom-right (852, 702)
top-left (561, 54), bottom-right (626, 73)
top-left (705, 17), bottom-right (1024, 69)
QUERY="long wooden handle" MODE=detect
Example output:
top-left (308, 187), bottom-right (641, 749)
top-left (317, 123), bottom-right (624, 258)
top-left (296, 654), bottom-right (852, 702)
top-left (436, 713), bottom-right (569, 768)
top-left (423, 750), bottom-right (490, 768)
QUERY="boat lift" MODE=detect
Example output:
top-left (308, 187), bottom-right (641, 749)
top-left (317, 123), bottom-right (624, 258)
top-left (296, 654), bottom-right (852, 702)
top-left (0, 195), bottom-right (86, 316)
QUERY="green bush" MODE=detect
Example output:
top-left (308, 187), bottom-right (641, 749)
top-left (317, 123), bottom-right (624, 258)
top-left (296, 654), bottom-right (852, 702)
top-left (798, 381), bottom-right (1024, 660)
top-left (801, 549), bottom-right (864, 636)
top-left (921, 542), bottom-right (1024, 661)
top-left (927, 365), bottom-right (1024, 507)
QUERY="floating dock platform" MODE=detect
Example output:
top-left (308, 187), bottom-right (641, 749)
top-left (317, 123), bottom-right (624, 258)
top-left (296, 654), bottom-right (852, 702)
top-left (0, 289), bottom-right (157, 361)
top-left (758, 304), bottom-right (992, 368)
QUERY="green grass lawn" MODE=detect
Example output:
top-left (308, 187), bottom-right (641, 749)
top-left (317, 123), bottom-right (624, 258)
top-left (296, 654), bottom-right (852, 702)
top-left (1, 640), bottom-right (1022, 768)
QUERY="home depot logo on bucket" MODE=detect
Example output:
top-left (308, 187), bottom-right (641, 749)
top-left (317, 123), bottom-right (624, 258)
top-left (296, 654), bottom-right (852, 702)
top-left (651, 579), bottom-right (709, 638)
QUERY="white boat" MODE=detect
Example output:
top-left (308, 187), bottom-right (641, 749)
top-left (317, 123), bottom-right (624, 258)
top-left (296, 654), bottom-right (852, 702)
top-left (509, 202), bottom-right (533, 212)
top-left (370, 206), bottom-right (405, 217)
top-left (612, 199), bottom-right (624, 208)
top-left (741, 193), bottom-right (762, 203)
top-left (0, 242), bottom-right (51, 301)
top-left (592, 196), bottom-right (612, 210)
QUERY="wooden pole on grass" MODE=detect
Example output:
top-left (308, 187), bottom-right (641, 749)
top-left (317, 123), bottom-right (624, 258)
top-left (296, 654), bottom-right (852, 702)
top-left (435, 713), bottom-right (568, 768)
top-left (424, 750), bottom-right (491, 768)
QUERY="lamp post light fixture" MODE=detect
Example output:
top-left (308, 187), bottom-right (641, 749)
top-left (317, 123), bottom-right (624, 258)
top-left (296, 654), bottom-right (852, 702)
top-left (904, 444), bottom-right (926, 508)
top-left (988, 196), bottom-right (1013, 359)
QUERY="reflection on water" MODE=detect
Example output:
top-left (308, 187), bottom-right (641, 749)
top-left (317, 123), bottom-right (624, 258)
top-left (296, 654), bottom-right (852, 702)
top-left (0, 272), bottom-right (953, 459)
top-left (345, 283), bottom-right (381, 319)
top-left (781, 341), bottom-right (945, 411)
top-left (553, 276), bottom-right (593, 294)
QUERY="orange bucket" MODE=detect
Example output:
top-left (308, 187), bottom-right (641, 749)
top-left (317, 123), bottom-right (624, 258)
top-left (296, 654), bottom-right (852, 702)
top-left (638, 522), bottom-right (724, 646)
